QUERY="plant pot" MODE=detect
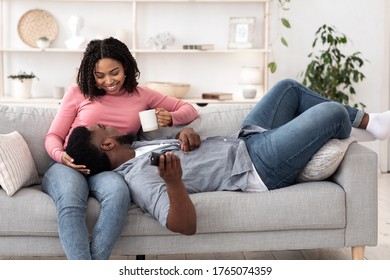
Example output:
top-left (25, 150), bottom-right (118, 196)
top-left (10, 79), bottom-right (33, 98)
top-left (36, 39), bottom-right (50, 50)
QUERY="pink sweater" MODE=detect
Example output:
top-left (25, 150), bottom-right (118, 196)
top-left (45, 85), bottom-right (199, 163)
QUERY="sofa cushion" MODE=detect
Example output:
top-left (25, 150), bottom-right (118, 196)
top-left (0, 181), bottom-right (346, 237)
top-left (0, 185), bottom-right (101, 236)
top-left (0, 131), bottom-right (40, 196)
top-left (297, 137), bottom-right (355, 182)
top-left (140, 104), bottom-right (255, 140)
top-left (189, 104), bottom-right (255, 137)
top-left (0, 105), bottom-right (57, 176)
top-left (117, 181), bottom-right (346, 236)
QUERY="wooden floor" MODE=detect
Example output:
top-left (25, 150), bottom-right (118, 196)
top-left (2, 173), bottom-right (390, 260)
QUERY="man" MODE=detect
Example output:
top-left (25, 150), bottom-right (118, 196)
top-left (66, 124), bottom-right (269, 235)
top-left (65, 79), bottom-right (390, 235)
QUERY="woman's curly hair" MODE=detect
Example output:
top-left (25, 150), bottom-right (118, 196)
top-left (76, 37), bottom-right (140, 99)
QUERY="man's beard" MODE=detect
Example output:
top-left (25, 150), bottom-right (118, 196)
top-left (115, 133), bottom-right (136, 145)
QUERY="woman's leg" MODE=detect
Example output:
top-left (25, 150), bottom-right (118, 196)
top-left (245, 102), bottom-right (351, 190)
top-left (42, 163), bottom-right (91, 259)
top-left (242, 79), bottom-right (363, 130)
top-left (88, 171), bottom-right (131, 260)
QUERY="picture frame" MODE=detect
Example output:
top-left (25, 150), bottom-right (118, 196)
top-left (228, 17), bottom-right (255, 49)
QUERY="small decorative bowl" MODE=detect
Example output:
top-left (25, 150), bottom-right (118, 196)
top-left (145, 82), bottom-right (190, 99)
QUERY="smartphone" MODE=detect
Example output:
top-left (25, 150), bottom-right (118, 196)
top-left (149, 151), bottom-right (165, 166)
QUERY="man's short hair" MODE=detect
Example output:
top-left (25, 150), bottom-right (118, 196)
top-left (65, 126), bottom-right (111, 175)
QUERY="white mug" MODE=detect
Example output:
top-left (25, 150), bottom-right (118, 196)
top-left (139, 109), bottom-right (158, 132)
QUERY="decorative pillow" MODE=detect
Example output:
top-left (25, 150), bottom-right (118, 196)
top-left (0, 131), bottom-right (40, 196)
top-left (297, 137), bottom-right (355, 182)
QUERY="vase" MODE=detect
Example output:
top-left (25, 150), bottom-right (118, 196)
top-left (10, 79), bottom-right (33, 98)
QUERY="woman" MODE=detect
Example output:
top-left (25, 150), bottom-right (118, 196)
top-left (42, 37), bottom-right (198, 259)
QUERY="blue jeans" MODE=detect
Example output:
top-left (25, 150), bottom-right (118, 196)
top-left (41, 163), bottom-right (130, 259)
top-left (241, 79), bottom-right (365, 190)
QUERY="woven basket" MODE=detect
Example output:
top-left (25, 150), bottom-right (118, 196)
top-left (17, 9), bottom-right (58, 48)
top-left (145, 82), bottom-right (190, 99)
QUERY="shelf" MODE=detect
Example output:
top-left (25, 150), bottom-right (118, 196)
top-left (0, 97), bottom-right (62, 108)
top-left (0, 48), bottom-right (84, 53)
top-left (1, 0), bottom-right (270, 100)
top-left (4, 0), bottom-right (269, 3)
top-left (133, 48), bottom-right (269, 54)
top-left (1, 48), bottom-right (269, 53)
top-left (182, 98), bottom-right (259, 105)
top-left (0, 96), bottom-right (259, 108)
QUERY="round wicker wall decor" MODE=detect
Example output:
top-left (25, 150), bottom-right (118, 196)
top-left (17, 9), bottom-right (58, 48)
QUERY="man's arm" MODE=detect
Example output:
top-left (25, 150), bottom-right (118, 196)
top-left (158, 152), bottom-right (197, 235)
top-left (175, 127), bottom-right (201, 153)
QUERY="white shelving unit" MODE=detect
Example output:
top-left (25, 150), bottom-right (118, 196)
top-left (0, 0), bottom-right (270, 103)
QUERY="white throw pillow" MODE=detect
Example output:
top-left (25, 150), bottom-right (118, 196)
top-left (297, 137), bottom-right (355, 182)
top-left (0, 131), bottom-right (40, 196)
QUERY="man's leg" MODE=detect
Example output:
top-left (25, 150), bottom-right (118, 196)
top-left (245, 102), bottom-right (351, 190)
top-left (242, 79), bottom-right (362, 130)
top-left (365, 111), bottom-right (390, 140)
top-left (244, 79), bottom-right (390, 141)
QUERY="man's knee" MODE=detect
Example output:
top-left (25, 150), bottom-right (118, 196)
top-left (274, 78), bottom-right (300, 89)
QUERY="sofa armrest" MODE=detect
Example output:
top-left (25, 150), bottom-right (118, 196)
top-left (330, 142), bottom-right (378, 247)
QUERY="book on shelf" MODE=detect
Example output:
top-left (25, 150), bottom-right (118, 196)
top-left (182, 44), bottom-right (215, 50)
top-left (202, 92), bottom-right (233, 100)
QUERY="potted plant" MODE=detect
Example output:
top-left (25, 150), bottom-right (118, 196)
top-left (35, 36), bottom-right (50, 50)
top-left (301, 24), bottom-right (367, 109)
top-left (7, 71), bottom-right (39, 98)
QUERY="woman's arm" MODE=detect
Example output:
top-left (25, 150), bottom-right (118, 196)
top-left (44, 86), bottom-right (81, 162)
top-left (141, 87), bottom-right (199, 126)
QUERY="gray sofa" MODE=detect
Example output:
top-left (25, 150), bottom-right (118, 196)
top-left (0, 103), bottom-right (378, 260)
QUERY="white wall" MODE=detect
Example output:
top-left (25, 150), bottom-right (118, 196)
top-left (269, 0), bottom-right (387, 112)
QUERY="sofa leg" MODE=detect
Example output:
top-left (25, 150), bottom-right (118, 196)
top-left (136, 255), bottom-right (146, 260)
top-left (351, 246), bottom-right (365, 260)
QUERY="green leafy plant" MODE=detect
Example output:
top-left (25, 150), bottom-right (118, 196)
top-left (37, 36), bottom-right (49, 41)
top-left (301, 24), bottom-right (367, 109)
top-left (7, 71), bottom-right (38, 82)
top-left (268, 0), bottom-right (291, 73)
